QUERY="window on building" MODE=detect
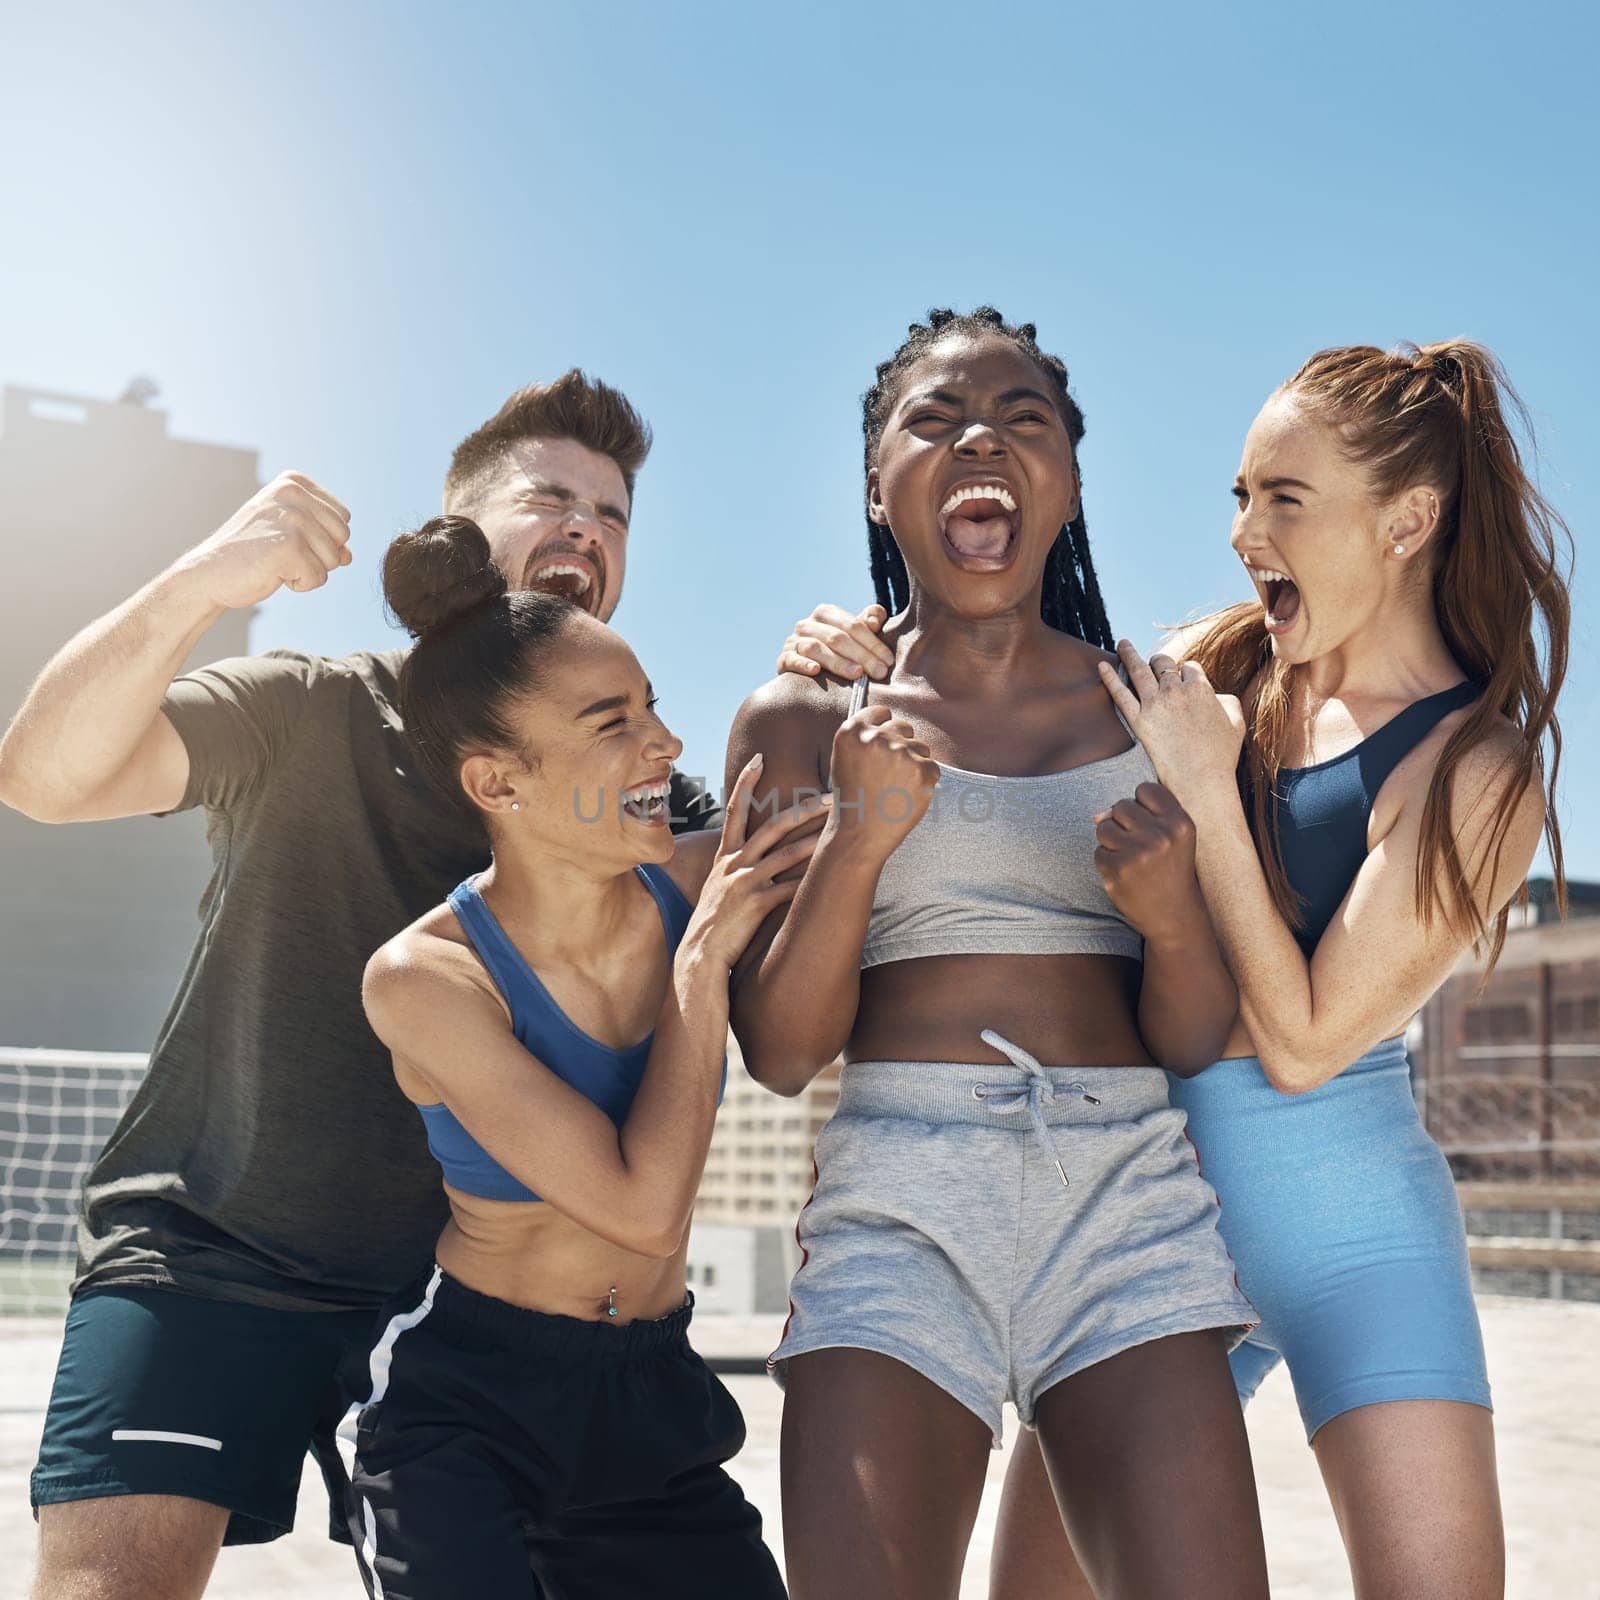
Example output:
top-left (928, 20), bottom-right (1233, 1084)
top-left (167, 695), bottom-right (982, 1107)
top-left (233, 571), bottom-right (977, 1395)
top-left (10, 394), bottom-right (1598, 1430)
top-left (1461, 1003), bottom-right (1532, 1044)
top-left (702, 1265), bottom-right (716, 1287)
top-left (1553, 995), bottom-right (1600, 1040)
top-left (685, 1264), bottom-right (695, 1283)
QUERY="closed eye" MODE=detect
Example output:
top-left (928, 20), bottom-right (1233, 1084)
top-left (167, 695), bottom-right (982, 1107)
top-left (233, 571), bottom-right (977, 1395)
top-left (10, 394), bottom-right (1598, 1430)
top-left (598, 695), bottom-right (659, 734)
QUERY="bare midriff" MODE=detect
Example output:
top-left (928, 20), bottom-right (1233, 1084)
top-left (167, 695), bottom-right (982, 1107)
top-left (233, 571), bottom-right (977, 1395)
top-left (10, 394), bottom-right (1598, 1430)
top-left (434, 1192), bottom-right (689, 1326)
top-left (1218, 1019), bottom-right (1257, 1060)
top-left (850, 951), bottom-right (1154, 1068)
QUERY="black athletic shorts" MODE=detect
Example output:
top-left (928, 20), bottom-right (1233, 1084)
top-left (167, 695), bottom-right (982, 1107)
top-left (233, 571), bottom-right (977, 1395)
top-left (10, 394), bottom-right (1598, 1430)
top-left (31, 1284), bottom-right (379, 1544)
top-left (346, 1267), bottom-right (786, 1599)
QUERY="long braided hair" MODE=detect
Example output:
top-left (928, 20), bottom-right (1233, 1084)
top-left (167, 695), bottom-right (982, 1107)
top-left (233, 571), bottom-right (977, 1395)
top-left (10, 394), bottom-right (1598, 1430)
top-left (862, 306), bottom-right (1113, 648)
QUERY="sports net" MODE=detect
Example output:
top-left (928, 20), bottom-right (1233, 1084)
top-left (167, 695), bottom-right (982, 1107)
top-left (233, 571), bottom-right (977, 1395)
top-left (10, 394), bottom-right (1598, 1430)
top-left (0, 1048), bottom-right (146, 1316)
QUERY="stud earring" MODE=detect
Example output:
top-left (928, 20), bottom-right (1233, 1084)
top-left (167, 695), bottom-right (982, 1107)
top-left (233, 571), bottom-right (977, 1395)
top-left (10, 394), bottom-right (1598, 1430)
top-left (1394, 544), bottom-right (1405, 555)
top-left (510, 801), bottom-right (521, 812)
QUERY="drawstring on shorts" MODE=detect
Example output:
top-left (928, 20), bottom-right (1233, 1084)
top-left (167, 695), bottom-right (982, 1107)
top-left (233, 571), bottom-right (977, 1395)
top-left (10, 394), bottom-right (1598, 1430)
top-left (972, 1029), bottom-right (1101, 1187)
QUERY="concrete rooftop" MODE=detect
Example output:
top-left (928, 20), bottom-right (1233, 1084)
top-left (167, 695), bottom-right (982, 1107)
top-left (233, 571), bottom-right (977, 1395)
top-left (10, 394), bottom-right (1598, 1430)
top-left (3, 1298), bottom-right (1595, 1598)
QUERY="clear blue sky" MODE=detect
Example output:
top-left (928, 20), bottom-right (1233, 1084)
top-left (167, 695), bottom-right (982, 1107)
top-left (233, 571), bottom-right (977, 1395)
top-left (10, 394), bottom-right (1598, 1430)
top-left (3, 0), bottom-right (1594, 875)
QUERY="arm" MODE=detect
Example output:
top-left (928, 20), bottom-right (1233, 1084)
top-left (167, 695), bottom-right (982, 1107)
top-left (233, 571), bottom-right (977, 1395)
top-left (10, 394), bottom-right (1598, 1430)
top-left (368, 759), bottom-right (821, 1255)
top-left (725, 678), bottom-right (936, 1096)
top-left (368, 938), bottom-right (732, 1257)
top-left (0, 472), bottom-right (350, 822)
top-left (1101, 644), bottom-right (1544, 1091)
top-left (1187, 734), bottom-right (1542, 1091)
top-left (1093, 782), bottom-right (1237, 1073)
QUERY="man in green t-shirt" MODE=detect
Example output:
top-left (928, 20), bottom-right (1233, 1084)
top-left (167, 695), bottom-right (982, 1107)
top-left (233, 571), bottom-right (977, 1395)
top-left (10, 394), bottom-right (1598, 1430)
top-left (1, 371), bottom-right (724, 1597)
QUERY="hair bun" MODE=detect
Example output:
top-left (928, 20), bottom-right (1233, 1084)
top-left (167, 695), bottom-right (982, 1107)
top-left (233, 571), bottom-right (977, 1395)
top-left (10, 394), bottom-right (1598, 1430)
top-left (382, 516), bottom-right (508, 640)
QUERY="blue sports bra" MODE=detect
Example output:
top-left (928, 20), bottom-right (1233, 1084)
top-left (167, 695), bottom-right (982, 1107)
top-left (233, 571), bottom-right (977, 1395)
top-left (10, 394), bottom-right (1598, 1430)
top-left (416, 863), bottom-right (715, 1202)
top-left (1273, 680), bottom-right (1481, 957)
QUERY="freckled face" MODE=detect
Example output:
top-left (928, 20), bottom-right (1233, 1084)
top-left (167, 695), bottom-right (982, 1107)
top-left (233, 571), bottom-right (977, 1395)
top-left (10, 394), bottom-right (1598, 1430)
top-left (467, 437), bottom-right (632, 621)
top-left (1230, 395), bottom-right (1395, 664)
top-left (869, 332), bottom-right (1079, 619)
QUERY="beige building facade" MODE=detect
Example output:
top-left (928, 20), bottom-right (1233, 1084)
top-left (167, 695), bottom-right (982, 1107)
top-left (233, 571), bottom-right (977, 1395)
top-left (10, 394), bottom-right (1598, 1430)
top-left (694, 1042), bottom-right (841, 1253)
top-left (0, 384), bottom-right (257, 1050)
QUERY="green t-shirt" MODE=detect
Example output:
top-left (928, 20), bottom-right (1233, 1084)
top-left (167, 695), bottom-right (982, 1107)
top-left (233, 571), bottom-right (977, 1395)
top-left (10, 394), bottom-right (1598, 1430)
top-left (74, 648), bottom-right (720, 1312)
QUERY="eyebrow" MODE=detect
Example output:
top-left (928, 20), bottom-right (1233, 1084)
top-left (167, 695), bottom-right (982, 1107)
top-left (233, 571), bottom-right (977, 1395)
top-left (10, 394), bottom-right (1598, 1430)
top-left (900, 387), bottom-right (964, 410)
top-left (900, 385), bottom-right (1058, 412)
top-left (522, 480), bottom-right (575, 503)
top-left (523, 481), bottom-right (630, 526)
top-left (1237, 474), bottom-right (1318, 493)
top-left (576, 682), bottom-right (653, 721)
top-left (995, 386), bottom-right (1057, 409)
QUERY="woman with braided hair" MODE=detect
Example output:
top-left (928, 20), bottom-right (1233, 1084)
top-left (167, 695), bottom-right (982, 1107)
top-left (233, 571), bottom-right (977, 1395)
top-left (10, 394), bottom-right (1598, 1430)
top-left (794, 337), bottom-right (1570, 1599)
top-left (728, 307), bottom-right (1269, 1598)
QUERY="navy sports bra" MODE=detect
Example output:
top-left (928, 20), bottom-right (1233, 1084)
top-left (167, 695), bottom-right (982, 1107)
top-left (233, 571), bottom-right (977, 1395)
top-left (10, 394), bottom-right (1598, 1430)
top-left (1273, 680), bottom-right (1481, 957)
top-left (416, 863), bottom-right (715, 1201)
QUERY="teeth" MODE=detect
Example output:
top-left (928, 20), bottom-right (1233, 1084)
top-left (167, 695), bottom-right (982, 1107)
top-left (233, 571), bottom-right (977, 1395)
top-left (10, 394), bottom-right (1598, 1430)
top-left (533, 562), bottom-right (592, 592)
top-left (1247, 564), bottom-right (1291, 584)
top-left (623, 780), bottom-right (671, 802)
top-left (939, 483), bottom-right (1018, 516)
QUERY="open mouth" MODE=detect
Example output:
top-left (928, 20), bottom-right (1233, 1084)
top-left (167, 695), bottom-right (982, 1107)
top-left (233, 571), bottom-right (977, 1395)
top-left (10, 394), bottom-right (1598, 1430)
top-left (1247, 562), bottom-right (1303, 635)
top-left (524, 551), bottom-right (603, 615)
top-left (621, 779), bottom-right (671, 826)
top-left (937, 481), bottom-right (1019, 572)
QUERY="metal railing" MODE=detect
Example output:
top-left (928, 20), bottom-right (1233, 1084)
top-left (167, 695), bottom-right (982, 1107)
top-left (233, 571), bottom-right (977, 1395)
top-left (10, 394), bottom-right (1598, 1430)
top-left (1417, 1068), bottom-right (1600, 1182)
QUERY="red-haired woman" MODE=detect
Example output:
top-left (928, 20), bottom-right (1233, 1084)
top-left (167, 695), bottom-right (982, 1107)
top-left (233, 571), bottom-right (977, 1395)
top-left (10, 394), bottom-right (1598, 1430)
top-left (979, 341), bottom-right (1567, 1600)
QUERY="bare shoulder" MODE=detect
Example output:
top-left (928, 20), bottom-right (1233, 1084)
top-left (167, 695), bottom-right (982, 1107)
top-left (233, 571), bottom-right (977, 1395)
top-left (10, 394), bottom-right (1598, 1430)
top-left (725, 672), bottom-right (847, 793)
top-left (1451, 714), bottom-right (1546, 832)
top-left (734, 670), bottom-right (853, 733)
top-left (1382, 707), bottom-right (1546, 904)
top-left (363, 907), bottom-right (500, 1042)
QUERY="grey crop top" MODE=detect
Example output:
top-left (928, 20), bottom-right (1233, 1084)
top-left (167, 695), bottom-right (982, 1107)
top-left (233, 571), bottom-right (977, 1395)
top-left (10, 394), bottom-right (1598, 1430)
top-left (842, 675), bottom-right (1155, 969)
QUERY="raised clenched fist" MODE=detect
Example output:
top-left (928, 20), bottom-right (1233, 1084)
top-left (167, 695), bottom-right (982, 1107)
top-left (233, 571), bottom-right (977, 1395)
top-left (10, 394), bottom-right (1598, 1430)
top-left (827, 704), bottom-right (940, 860)
top-left (1093, 781), bottom-right (1202, 941)
top-left (176, 471), bottom-right (353, 611)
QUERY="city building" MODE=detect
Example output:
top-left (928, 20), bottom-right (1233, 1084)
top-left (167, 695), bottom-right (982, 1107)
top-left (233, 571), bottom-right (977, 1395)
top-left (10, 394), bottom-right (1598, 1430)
top-left (683, 1222), bottom-right (791, 1316)
top-left (1414, 879), bottom-right (1600, 1183)
top-left (0, 383), bottom-right (257, 1050)
top-left (693, 1041), bottom-right (841, 1271)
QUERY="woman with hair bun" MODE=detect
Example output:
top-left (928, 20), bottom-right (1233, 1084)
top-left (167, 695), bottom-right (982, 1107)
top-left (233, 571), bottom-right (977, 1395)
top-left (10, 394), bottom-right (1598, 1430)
top-left (988, 340), bottom-right (1570, 1598)
top-left (340, 516), bottom-right (804, 1599)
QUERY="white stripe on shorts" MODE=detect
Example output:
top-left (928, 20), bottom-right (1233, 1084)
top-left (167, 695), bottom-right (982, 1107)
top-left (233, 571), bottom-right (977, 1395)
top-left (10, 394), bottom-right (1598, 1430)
top-left (334, 1264), bottom-right (443, 1479)
top-left (336, 1265), bottom-right (443, 1600)
top-left (110, 1429), bottom-right (223, 1450)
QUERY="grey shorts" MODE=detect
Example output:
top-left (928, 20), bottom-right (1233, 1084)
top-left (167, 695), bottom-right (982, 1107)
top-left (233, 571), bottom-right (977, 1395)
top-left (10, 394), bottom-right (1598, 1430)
top-left (770, 1030), bottom-right (1257, 1444)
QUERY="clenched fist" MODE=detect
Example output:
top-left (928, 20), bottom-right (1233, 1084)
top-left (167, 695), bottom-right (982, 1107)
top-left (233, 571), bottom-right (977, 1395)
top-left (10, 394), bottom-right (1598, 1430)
top-left (827, 705), bottom-right (939, 861)
top-left (176, 471), bottom-right (352, 611)
top-left (1093, 781), bottom-right (1205, 941)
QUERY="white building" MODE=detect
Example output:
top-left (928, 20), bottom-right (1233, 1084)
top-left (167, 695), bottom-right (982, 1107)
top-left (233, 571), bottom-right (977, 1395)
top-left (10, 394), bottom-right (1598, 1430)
top-left (683, 1222), bottom-right (791, 1316)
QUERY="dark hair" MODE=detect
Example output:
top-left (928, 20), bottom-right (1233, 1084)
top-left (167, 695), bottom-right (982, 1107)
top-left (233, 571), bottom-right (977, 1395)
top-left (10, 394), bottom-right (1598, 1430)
top-left (444, 368), bottom-right (652, 513)
top-left (861, 306), bottom-right (1113, 647)
top-left (383, 516), bottom-right (577, 804)
top-left (1188, 339), bottom-right (1570, 966)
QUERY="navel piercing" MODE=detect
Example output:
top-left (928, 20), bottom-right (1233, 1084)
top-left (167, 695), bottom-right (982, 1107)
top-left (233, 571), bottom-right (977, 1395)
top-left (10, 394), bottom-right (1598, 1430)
top-left (510, 801), bottom-right (520, 811)
top-left (606, 1284), bottom-right (618, 1319)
